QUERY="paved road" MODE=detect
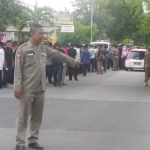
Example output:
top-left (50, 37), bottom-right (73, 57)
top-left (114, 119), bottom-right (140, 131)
top-left (1, 70), bottom-right (150, 150)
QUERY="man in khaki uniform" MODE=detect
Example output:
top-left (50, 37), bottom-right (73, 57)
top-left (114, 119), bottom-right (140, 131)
top-left (144, 47), bottom-right (150, 86)
top-left (14, 24), bottom-right (79, 150)
top-left (96, 45), bottom-right (103, 74)
top-left (113, 45), bottom-right (119, 71)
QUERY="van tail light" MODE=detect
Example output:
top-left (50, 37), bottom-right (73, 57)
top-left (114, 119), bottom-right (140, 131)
top-left (126, 57), bottom-right (130, 60)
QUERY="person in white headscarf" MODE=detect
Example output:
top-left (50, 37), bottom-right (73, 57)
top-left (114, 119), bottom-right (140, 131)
top-left (121, 46), bottom-right (127, 70)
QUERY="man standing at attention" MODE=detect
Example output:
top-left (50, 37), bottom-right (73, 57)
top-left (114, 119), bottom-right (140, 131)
top-left (14, 24), bottom-right (80, 150)
top-left (3, 40), bottom-right (13, 87)
top-left (96, 45), bottom-right (103, 74)
top-left (113, 45), bottom-right (119, 71)
top-left (107, 46), bottom-right (114, 70)
top-left (81, 44), bottom-right (90, 76)
top-left (102, 45), bottom-right (108, 73)
top-left (68, 43), bottom-right (78, 81)
top-left (60, 43), bottom-right (68, 85)
top-left (53, 42), bottom-right (64, 87)
top-left (88, 45), bottom-right (95, 73)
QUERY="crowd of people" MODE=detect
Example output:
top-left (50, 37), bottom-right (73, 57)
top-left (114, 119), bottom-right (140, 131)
top-left (0, 40), bottom-right (20, 89)
top-left (0, 39), bottom-right (146, 89)
top-left (0, 40), bottom-right (139, 89)
top-left (45, 43), bottom-right (136, 87)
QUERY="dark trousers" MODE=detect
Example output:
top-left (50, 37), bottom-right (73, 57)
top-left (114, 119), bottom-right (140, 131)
top-left (95, 59), bottom-right (97, 71)
top-left (88, 58), bottom-right (95, 72)
top-left (121, 57), bottom-right (126, 70)
top-left (103, 59), bottom-right (108, 72)
top-left (10, 67), bottom-right (14, 84)
top-left (68, 66), bottom-right (78, 80)
top-left (46, 65), bottom-right (53, 83)
top-left (0, 70), bottom-right (2, 88)
top-left (118, 58), bottom-right (122, 70)
top-left (53, 64), bottom-right (63, 86)
top-left (82, 64), bottom-right (88, 76)
top-left (3, 66), bottom-right (13, 87)
top-left (78, 64), bottom-right (83, 74)
top-left (107, 58), bottom-right (113, 69)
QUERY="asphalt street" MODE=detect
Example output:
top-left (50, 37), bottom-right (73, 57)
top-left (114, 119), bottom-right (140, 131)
top-left (0, 70), bottom-right (150, 150)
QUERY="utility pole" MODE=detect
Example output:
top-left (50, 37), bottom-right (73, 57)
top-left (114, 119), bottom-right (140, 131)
top-left (91, 0), bottom-right (95, 43)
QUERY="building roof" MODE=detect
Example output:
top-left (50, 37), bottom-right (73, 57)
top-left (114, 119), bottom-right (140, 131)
top-left (5, 26), bottom-right (60, 33)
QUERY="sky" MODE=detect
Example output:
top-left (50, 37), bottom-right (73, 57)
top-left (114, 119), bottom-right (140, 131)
top-left (23, 0), bottom-right (74, 11)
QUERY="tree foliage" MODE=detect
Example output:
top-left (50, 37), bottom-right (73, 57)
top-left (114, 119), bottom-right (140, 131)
top-left (0, 0), bottom-right (28, 31)
top-left (0, 0), bottom-right (54, 32)
top-left (29, 6), bottom-right (54, 26)
top-left (72, 0), bottom-right (150, 45)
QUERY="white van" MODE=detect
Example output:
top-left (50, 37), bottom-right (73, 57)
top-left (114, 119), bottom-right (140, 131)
top-left (90, 40), bottom-right (111, 50)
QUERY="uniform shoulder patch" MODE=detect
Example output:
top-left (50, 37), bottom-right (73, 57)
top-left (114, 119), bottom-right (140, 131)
top-left (17, 43), bottom-right (28, 53)
top-left (18, 43), bottom-right (27, 49)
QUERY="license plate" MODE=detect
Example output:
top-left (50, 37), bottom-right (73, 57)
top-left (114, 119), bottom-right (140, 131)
top-left (134, 62), bottom-right (141, 65)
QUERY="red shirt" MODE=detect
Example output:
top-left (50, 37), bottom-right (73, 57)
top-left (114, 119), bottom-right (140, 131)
top-left (61, 48), bottom-right (68, 55)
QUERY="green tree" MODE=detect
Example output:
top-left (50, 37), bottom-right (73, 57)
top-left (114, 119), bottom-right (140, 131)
top-left (0, 0), bottom-right (29, 31)
top-left (29, 6), bottom-right (54, 26)
top-left (72, 0), bottom-right (110, 39)
top-left (106, 0), bottom-right (143, 43)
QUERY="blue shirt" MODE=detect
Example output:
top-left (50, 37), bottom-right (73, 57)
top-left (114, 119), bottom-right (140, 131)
top-left (81, 50), bottom-right (90, 64)
top-left (108, 49), bottom-right (114, 59)
top-left (46, 58), bottom-right (51, 65)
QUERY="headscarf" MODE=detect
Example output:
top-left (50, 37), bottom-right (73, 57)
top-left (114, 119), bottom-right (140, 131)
top-left (121, 47), bottom-right (127, 58)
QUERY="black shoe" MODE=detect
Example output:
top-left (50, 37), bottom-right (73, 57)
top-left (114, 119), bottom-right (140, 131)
top-left (28, 142), bottom-right (43, 150)
top-left (60, 83), bottom-right (67, 85)
top-left (16, 145), bottom-right (27, 150)
top-left (57, 84), bottom-right (61, 87)
top-left (75, 79), bottom-right (79, 81)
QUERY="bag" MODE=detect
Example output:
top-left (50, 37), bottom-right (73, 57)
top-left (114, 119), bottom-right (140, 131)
top-left (90, 50), bottom-right (94, 58)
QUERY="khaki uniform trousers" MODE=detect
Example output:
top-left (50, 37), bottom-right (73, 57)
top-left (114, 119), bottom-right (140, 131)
top-left (97, 61), bottom-right (103, 74)
top-left (61, 65), bottom-right (67, 84)
top-left (145, 67), bottom-right (150, 82)
top-left (113, 57), bottom-right (119, 71)
top-left (16, 91), bottom-right (45, 146)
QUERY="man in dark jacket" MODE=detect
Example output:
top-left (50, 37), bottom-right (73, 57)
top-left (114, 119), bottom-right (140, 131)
top-left (68, 43), bottom-right (78, 81)
top-left (118, 45), bottom-right (123, 70)
top-left (3, 40), bottom-right (13, 87)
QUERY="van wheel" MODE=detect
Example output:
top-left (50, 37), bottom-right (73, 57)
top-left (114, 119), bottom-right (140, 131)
top-left (125, 68), bottom-right (128, 71)
top-left (130, 68), bottom-right (133, 71)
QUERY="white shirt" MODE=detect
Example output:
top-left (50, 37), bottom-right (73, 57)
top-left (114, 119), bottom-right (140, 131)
top-left (0, 48), bottom-right (4, 70)
top-left (95, 48), bottom-right (98, 56)
top-left (88, 48), bottom-right (96, 59)
top-left (75, 48), bottom-right (80, 62)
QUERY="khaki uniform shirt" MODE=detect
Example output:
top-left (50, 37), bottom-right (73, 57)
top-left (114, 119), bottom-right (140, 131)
top-left (145, 51), bottom-right (150, 68)
top-left (14, 41), bottom-right (77, 92)
top-left (113, 48), bottom-right (119, 59)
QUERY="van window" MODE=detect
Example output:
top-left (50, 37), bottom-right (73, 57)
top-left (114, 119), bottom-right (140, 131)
top-left (129, 51), bottom-right (145, 60)
top-left (91, 44), bottom-right (108, 49)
